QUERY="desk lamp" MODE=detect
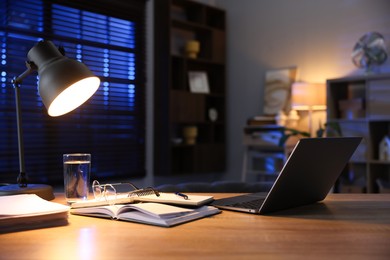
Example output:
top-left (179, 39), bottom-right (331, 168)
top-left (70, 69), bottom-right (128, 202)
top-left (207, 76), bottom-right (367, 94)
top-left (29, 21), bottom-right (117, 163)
top-left (291, 82), bottom-right (326, 136)
top-left (0, 40), bottom-right (100, 200)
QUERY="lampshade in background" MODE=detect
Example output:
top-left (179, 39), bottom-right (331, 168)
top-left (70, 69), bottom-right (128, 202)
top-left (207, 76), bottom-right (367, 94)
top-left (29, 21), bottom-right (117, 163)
top-left (0, 40), bottom-right (100, 200)
top-left (291, 82), bottom-right (326, 136)
top-left (291, 82), bottom-right (326, 111)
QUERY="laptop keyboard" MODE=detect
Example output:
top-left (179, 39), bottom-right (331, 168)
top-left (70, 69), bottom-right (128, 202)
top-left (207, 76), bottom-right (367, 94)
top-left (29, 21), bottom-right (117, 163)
top-left (231, 198), bottom-right (265, 209)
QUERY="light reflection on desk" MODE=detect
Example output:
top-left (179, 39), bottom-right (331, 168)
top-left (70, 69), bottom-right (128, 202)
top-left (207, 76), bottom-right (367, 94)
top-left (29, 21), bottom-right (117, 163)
top-left (78, 228), bottom-right (95, 259)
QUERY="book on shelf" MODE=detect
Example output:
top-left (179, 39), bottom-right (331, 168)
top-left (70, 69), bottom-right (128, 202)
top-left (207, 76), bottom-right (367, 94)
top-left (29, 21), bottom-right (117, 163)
top-left (0, 194), bottom-right (69, 233)
top-left (70, 192), bottom-right (214, 209)
top-left (70, 202), bottom-right (220, 227)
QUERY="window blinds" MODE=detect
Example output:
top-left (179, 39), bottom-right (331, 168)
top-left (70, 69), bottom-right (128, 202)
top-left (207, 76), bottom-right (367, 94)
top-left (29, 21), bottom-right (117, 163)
top-left (0, 0), bottom-right (146, 184)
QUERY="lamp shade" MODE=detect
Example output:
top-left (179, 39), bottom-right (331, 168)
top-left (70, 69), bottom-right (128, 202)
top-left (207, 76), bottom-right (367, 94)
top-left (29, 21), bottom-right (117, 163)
top-left (27, 40), bottom-right (100, 116)
top-left (291, 82), bottom-right (326, 110)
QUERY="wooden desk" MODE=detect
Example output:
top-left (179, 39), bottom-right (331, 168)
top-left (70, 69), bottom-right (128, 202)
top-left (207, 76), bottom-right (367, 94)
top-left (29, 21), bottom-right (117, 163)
top-left (1, 194), bottom-right (389, 259)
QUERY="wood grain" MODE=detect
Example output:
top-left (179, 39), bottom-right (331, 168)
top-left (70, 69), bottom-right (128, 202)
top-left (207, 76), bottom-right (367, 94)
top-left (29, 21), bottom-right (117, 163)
top-left (0, 193), bottom-right (389, 259)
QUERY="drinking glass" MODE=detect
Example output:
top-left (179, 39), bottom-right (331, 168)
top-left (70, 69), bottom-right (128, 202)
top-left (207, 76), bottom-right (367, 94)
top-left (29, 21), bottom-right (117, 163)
top-left (63, 153), bottom-right (91, 203)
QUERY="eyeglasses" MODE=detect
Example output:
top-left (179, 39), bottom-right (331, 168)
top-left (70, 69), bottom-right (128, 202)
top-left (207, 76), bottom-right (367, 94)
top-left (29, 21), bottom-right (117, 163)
top-left (92, 180), bottom-right (160, 205)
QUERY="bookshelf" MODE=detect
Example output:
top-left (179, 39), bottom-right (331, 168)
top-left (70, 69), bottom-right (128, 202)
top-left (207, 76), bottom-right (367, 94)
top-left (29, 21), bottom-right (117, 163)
top-left (154, 0), bottom-right (226, 175)
top-left (326, 73), bottom-right (390, 193)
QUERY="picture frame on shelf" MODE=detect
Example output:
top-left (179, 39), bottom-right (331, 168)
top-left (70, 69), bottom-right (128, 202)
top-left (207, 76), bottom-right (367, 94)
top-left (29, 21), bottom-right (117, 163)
top-left (208, 107), bottom-right (218, 122)
top-left (188, 71), bottom-right (210, 94)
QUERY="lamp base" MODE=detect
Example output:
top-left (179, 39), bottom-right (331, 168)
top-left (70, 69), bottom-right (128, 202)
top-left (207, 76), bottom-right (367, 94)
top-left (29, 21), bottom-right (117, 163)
top-left (0, 184), bottom-right (55, 200)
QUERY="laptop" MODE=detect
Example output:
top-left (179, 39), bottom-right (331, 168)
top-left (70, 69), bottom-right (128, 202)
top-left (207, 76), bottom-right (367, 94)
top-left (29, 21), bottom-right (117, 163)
top-left (211, 137), bottom-right (362, 214)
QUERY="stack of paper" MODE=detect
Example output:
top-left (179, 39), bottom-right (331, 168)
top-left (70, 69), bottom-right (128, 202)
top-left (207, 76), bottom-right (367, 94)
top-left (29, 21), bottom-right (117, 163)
top-left (0, 194), bottom-right (69, 233)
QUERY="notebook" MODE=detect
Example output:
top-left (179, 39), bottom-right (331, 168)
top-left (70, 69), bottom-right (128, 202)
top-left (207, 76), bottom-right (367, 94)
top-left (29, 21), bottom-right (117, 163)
top-left (71, 202), bottom-right (220, 227)
top-left (70, 192), bottom-right (214, 208)
top-left (211, 137), bottom-right (362, 214)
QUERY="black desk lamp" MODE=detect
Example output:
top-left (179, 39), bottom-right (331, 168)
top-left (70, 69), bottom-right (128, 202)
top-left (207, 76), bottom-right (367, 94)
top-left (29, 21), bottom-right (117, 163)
top-left (0, 40), bottom-right (100, 200)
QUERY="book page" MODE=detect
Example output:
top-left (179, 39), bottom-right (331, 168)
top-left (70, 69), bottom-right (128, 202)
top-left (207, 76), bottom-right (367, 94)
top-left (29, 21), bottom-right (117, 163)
top-left (118, 202), bottom-right (193, 218)
top-left (117, 205), bottom-right (221, 227)
top-left (70, 205), bottom-right (121, 219)
top-left (70, 195), bottom-right (135, 209)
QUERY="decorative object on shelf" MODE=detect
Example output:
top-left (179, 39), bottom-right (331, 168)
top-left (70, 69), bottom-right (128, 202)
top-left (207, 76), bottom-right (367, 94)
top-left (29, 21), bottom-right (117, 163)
top-left (291, 82), bottom-right (326, 136)
top-left (338, 98), bottom-right (364, 119)
top-left (185, 40), bottom-right (200, 58)
top-left (208, 108), bottom-right (218, 122)
top-left (275, 110), bottom-right (287, 126)
top-left (286, 110), bottom-right (299, 128)
top-left (263, 67), bottom-right (297, 116)
top-left (188, 71), bottom-right (210, 93)
top-left (171, 137), bottom-right (183, 145)
top-left (379, 135), bottom-right (390, 161)
top-left (351, 31), bottom-right (388, 72)
top-left (183, 126), bottom-right (198, 145)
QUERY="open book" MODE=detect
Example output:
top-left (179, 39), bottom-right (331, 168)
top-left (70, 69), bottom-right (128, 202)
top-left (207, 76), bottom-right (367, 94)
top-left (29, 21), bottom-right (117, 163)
top-left (0, 194), bottom-right (69, 233)
top-left (70, 192), bottom-right (214, 209)
top-left (70, 202), bottom-right (220, 227)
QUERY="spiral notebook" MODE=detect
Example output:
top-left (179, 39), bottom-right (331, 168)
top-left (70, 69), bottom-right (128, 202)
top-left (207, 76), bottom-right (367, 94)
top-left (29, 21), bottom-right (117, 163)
top-left (70, 192), bottom-right (214, 209)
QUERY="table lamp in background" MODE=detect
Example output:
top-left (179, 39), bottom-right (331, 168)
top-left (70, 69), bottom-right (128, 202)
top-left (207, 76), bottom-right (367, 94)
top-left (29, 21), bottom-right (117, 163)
top-left (0, 40), bottom-right (100, 200)
top-left (291, 82), bottom-right (326, 136)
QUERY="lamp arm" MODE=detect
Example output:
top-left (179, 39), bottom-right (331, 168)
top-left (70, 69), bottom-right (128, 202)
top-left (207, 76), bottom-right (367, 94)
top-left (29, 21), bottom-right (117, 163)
top-left (12, 61), bottom-right (37, 85)
top-left (11, 61), bottom-right (37, 187)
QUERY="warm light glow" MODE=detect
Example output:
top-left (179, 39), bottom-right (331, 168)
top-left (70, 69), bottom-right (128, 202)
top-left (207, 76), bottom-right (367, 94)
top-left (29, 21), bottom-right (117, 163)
top-left (48, 77), bottom-right (100, 117)
top-left (291, 82), bottom-right (327, 137)
top-left (291, 82), bottom-right (326, 110)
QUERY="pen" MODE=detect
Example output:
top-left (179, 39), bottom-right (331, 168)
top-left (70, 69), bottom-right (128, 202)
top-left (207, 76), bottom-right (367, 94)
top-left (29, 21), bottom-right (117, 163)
top-left (175, 192), bottom-right (189, 200)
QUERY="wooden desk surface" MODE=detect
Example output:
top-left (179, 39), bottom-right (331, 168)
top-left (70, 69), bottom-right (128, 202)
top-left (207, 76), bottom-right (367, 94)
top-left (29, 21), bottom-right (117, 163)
top-left (1, 193), bottom-right (389, 259)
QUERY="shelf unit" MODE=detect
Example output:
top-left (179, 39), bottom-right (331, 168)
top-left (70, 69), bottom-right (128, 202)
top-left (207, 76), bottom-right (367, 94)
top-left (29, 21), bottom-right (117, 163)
top-left (241, 126), bottom-right (285, 183)
top-left (154, 0), bottom-right (226, 175)
top-left (326, 73), bottom-right (390, 193)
